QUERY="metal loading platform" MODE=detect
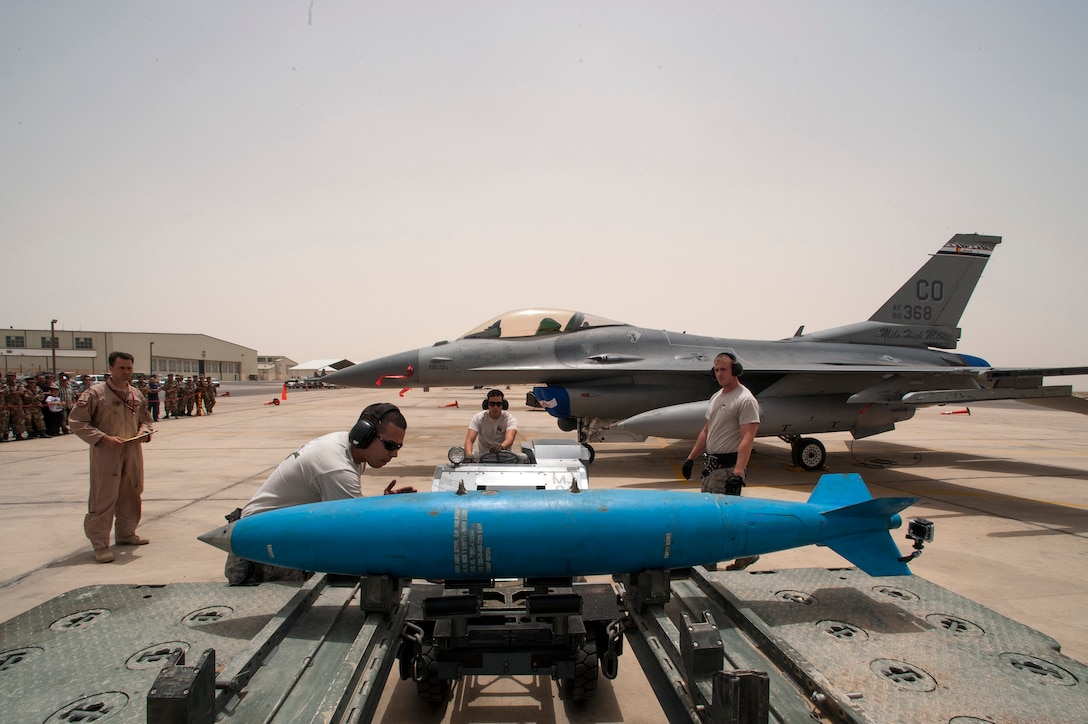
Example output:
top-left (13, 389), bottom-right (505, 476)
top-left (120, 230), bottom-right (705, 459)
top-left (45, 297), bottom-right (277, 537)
top-left (0, 575), bottom-right (408, 723)
top-left (619, 566), bottom-right (1088, 723)
top-left (2, 567), bottom-right (1087, 723)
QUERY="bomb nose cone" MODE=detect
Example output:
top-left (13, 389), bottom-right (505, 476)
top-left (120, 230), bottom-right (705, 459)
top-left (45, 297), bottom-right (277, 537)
top-left (198, 523), bottom-right (234, 553)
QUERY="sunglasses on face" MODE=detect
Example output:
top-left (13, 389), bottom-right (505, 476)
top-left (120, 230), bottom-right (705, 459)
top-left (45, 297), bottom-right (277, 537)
top-left (487, 400), bottom-right (504, 407)
top-left (375, 434), bottom-right (403, 451)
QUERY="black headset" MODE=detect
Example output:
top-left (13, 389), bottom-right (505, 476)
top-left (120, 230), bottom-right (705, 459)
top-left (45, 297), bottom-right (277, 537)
top-left (712, 352), bottom-right (743, 377)
top-left (349, 402), bottom-right (401, 449)
top-left (482, 390), bottom-right (509, 410)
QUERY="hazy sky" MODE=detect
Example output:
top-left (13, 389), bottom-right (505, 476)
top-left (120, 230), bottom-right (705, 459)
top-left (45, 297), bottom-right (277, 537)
top-left (3, 2), bottom-right (1086, 382)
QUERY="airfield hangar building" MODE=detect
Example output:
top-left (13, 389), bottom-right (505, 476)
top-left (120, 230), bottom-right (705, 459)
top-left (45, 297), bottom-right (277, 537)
top-left (3, 327), bottom-right (259, 381)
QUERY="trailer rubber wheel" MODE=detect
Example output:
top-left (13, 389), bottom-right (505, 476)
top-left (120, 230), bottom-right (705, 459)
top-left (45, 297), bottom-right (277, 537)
top-left (413, 645), bottom-right (451, 703)
top-left (557, 639), bottom-right (599, 702)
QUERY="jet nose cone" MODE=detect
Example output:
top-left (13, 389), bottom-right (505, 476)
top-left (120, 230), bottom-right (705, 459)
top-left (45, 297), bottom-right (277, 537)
top-left (198, 523), bottom-right (233, 553)
top-left (322, 350), bottom-right (422, 388)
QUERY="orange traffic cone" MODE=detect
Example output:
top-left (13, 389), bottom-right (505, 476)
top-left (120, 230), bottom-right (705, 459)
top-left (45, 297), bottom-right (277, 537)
top-left (282, 383), bottom-right (288, 401)
top-left (442, 401), bottom-right (459, 408)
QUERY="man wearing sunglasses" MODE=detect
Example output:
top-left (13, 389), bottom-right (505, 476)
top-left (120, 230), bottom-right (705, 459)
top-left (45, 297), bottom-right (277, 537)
top-left (224, 402), bottom-right (416, 584)
top-left (463, 389), bottom-right (519, 460)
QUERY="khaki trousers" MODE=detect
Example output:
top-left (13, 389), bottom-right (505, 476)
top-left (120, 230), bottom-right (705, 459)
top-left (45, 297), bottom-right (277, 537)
top-left (84, 443), bottom-right (144, 548)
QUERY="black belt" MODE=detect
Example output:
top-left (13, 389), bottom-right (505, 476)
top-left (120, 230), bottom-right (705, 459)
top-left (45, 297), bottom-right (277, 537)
top-left (705, 452), bottom-right (739, 468)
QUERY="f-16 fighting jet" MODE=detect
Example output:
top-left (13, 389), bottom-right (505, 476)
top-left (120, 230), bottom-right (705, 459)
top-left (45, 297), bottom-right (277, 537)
top-left (324, 234), bottom-right (1088, 468)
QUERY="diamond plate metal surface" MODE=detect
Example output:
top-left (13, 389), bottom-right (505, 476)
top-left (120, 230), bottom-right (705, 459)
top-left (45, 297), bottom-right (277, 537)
top-left (703, 567), bottom-right (1088, 723)
top-left (0, 582), bottom-right (301, 723)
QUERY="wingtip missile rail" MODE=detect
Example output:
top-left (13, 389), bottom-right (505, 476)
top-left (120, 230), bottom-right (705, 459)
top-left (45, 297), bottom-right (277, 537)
top-left (200, 473), bottom-right (929, 580)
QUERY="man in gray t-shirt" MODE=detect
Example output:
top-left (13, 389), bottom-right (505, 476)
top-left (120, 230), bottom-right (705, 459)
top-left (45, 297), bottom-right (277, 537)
top-left (225, 402), bottom-right (415, 584)
top-left (681, 351), bottom-right (762, 571)
top-left (464, 389), bottom-right (518, 458)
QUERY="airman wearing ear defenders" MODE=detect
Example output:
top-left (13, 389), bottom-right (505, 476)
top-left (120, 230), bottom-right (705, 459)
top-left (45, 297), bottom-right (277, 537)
top-left (223, 402), bottom-right (416, 585)
top-left (464, 389), bottom-right (519, 459)
top-left (682, 351), bottom-right (762, 570)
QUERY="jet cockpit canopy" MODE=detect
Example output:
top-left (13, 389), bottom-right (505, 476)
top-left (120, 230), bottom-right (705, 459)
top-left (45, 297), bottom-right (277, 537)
top-left (461, 309), bottom-right (626, 340)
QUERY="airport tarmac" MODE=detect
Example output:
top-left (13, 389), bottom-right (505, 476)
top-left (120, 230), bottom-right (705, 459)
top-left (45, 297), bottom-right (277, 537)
top-left (1, 381), bottom-right (1086, 722)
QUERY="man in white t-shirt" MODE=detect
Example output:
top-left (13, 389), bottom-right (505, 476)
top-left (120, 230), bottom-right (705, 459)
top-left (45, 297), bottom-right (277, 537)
top-left (682, 351), bottom-right (762, 570)
top-left (464, 389), bottom-right (518, 459)
top-left (225, 402), bottom-right (416, 584)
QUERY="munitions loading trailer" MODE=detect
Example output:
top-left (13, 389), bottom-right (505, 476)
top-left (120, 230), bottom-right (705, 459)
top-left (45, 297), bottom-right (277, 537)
top-left (5, 444), bottom-right (1088, 722)
top-left (3, 567), bottom-right (1088, 723)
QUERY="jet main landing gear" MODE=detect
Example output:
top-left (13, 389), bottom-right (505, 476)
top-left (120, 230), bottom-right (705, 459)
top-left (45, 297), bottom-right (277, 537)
top-left (784, 436), bottom-right (826, 471)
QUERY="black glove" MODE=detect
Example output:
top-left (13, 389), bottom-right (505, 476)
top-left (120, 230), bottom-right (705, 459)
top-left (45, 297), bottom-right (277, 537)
top-left (725, 473), bottom-right (746, 496)
top-left (681, 459), bottom-right (694, 480)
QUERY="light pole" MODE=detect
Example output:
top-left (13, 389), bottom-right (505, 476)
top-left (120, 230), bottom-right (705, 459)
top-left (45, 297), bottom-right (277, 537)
top-left (150, 340), bottom-right (154, 376)
top-left (50, 319), bottom-right (58, 377)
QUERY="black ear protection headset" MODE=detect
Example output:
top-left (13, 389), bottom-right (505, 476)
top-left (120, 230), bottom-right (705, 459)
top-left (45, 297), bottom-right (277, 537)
top-left (711, 352), bottom-right (743, 377)
top-left (349, 402), bottom-right (401, 449)
top-left (482, 390), bottom-right (509, 410)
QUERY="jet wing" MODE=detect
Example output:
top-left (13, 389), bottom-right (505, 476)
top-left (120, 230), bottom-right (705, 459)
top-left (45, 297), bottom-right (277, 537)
top-left (458, 358), bottom-right (987, 375)
top-left (568, 360), bottom-right (1088, 376)
top-left (982, 366), bottom-right (1088, 379)
top-left (731, 364), bottom-right (1088, 377)
top-left (896, 366), bottom-right (1088, 409)
top-left (1013, 396), bottom-right (1088, 414)
top-left (902, 385), bottom-right (1084, 407)
top-left (462, 363), bottom-right (1088, 408)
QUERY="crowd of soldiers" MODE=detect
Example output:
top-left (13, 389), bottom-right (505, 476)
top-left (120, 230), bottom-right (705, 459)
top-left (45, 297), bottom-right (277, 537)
top-left (0, 371), bottom-right (218, 441)
top-left (150, 373), bottom-right (218, 421)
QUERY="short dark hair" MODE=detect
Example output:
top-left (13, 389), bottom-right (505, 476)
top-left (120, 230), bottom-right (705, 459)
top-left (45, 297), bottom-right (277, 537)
top-left (362, 403), bottom-right (407, 431)
top-left (380, 410), bottom-right (407, 432)
top-left (487, 389), bottom-right (505, 400)
top-left (108, 351), bottom-right (135, 366)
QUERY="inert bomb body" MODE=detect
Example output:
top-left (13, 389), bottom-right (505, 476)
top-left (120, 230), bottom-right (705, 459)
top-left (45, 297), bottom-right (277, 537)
top-left (199, 473), bottom-right (918, 580)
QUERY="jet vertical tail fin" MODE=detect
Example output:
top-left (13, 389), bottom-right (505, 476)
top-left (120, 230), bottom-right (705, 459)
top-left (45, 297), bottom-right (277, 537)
top-left (807, 474), bottom-right (918, 576)
top-left (869, 233), bottom-right (1001, 331)
top-left (800, 233), bottom-right (1001, 350)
